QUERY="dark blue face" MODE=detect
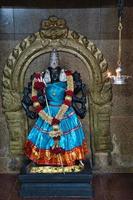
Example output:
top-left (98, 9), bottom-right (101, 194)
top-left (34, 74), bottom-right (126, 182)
top-left (48, 67), bottom-right (61, 83)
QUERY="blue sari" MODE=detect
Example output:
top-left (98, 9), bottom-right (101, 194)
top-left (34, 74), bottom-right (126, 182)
top-left (25, 82), bottom-right (88, 166)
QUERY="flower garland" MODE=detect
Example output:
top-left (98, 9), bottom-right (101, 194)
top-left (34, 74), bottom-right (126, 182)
top-left (31, 70), bottom-right (74, 142)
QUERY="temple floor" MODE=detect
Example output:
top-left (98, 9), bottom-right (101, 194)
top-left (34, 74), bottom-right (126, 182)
top-left (0, 173), bottom-right (132, 200)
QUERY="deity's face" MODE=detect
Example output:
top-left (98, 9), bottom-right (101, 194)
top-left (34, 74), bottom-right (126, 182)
top-left (50, 58), bottom-right (59, 69)
top-left (48, 67), bottom-right (61, 83)
top-left (48, 49), bottom-right (61, 82)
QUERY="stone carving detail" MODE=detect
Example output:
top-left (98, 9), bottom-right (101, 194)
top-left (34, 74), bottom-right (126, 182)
top-left (5, 111), bottom-right (27, 155)
top-left (3, 90), bottom-right (21, 112)
top-left (40, 16), bottom-right (68, 40)
top-left (2, 16), bottom-right (112, 158)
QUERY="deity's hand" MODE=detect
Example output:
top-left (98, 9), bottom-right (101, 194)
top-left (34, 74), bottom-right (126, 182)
top-left (34, 72), bottom-right (46, 93)
top-left (21, 72), bottom-right (47, 119)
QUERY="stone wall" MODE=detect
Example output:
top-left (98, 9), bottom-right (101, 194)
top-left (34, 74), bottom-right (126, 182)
top-left (0, 8), bottom-right (133, 173)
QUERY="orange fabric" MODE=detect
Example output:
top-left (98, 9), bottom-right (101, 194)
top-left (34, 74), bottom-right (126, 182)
top-left (25, 140), bottom-right (89, 166)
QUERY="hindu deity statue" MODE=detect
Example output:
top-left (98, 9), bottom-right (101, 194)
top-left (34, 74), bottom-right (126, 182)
top-left (22, 49), bottom-right (89, 173)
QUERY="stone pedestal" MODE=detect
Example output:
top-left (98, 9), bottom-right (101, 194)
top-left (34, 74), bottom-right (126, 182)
top-left (19, 163), bottom-right (93, 198)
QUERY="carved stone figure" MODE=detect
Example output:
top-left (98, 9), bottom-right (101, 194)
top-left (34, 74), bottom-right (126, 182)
top-left (22, 49), bottom-right (89, 173)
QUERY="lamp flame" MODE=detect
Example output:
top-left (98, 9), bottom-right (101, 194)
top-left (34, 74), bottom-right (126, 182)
top-left (107, 66), bottom-right (131, 85)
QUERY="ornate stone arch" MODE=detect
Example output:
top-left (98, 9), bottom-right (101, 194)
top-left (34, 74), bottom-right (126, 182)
top-left (2, 16), bottom-right (112, 165)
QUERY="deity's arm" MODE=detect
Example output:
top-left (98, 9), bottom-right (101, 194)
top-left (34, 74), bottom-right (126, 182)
top-left (72, 71), bottom-right (87, 119)
top-left (21, 73), bottom-right (46, 119)
top-left (22, 87), bottom-right (37, 119)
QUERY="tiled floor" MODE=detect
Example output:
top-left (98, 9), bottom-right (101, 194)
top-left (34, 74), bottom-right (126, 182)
top-left (0, 174), bottom-right (133, 200)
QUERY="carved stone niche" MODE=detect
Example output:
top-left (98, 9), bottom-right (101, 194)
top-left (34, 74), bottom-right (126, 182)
top-left (2, 16), bottom-right (112, 171)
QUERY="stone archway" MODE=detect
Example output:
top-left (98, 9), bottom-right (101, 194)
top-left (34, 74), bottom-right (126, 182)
top-left (2, 16), bottom-right (112, 168)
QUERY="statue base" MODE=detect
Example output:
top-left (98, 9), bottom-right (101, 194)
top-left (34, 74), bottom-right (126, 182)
top-left (29, 163), bottom-right (84, 173)
top-left (19, 161), bottom-right (94, 198)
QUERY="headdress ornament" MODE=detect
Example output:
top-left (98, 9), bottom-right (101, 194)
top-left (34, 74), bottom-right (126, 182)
top-left (49, 48), bottom-right (60, 69)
